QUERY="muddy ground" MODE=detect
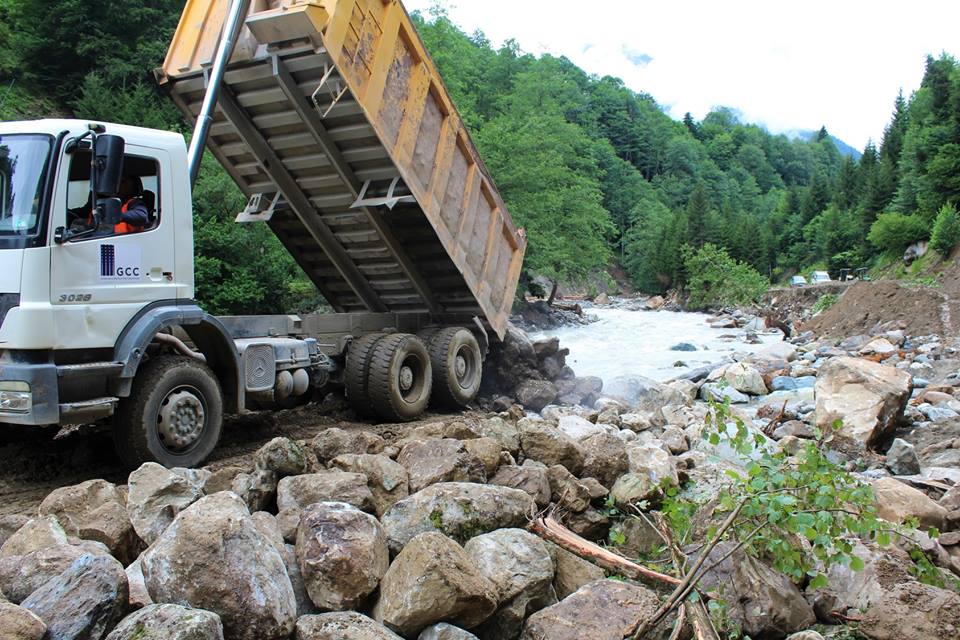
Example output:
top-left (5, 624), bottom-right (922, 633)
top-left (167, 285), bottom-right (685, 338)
top-left (0, 401), bottom-right (467, 517)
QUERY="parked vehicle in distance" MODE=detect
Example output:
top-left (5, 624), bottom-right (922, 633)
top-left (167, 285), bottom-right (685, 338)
top-left (811, 271), bottom-right (831, 284)
top-left (789, 275), bottom-right (808, 287)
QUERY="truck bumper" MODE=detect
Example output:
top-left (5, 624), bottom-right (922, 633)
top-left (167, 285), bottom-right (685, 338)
top-left (0, 360), bottom-right (59, 426)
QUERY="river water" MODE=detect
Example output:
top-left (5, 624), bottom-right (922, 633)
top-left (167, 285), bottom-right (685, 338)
top-left (532, 307), bottom-right (784, 384)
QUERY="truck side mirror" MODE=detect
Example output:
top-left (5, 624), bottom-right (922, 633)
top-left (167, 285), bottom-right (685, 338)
top-left (98, 197), bottom-right (122, 226)
top-left (94, 135), bottom-right (125, 196)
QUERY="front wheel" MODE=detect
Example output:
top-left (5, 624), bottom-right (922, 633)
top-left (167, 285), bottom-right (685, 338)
top-left (113, 356), bottom-right (223, 469)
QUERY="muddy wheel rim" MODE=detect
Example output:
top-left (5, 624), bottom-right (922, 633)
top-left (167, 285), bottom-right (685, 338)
top-left (157, 385), bottom-right (206, 453)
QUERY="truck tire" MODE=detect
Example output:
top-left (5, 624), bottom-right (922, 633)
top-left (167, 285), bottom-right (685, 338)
top-left (113, 356), bottom-right (223, 469)
top-left (426, 327), bottom-right (483, 407)
top-left (367, 334), bottom-right (432, 421)
top-left (344, 332), bottom-right (387, 416)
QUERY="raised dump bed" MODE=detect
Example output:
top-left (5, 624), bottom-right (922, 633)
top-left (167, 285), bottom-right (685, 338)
top-left (158, 0), bottom-right (525, 338)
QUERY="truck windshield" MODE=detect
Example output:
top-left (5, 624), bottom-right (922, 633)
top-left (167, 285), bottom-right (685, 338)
top-left (0, 134), bottom-right (53, 237)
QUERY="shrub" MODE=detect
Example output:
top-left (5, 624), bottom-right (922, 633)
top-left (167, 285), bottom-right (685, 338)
top-left (812, 293), bottom-right (840, 314)
top-left (930, 204), bottom-right (960, 256)
top-left (867, 212), bottom-right (929, 255)
top-left (681, 243), bottom-right (768, 309)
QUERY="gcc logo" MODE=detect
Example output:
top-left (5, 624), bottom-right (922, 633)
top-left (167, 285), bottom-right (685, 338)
top-left (100, 244), bottom-right (143, 281)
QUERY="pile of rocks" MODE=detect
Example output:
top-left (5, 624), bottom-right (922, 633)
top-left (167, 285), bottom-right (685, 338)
top-left (3, 322), bottom-right (960, 640)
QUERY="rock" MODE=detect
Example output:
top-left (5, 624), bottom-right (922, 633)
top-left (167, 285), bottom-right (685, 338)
top-left (0, 602), bottom-right (46, 640)
top-left (609, 517), bottom-right (663, 558)
top-left (373, 532), bottom-right (497, 637)
top-left (807, 541), bottom-right (913, 618)
top-left (518, 420), bottom-right (584, 474)
top-left (660, 426), bottom-right (688, 454)
top-left (872, 477), bottom-right (949, 530)
top-left (626, 443), bottom-right (679, 487)
top-left (670, 342), bottom-right (697, 352)
top-left (558, 376), bottom-right (604, 407)
top-left (619, 412), bottom-right (654, 432)
top-left (579, 432), bottom-right (628, 487)
top-left (757, 342), bottom-right (797, 362)
top-left (723, 362), bottom-right (768, 395)
top-left (919, 404), bottom-right (960, 422)
top-left (604, 375), bottom-right (684, 415)
top-left (254, 437), bottom-right (314, 476)
top-left (381, 482), bottom-right (536, 553)
top-left (520, 579), bottom-right (659, 640)
top-left (556, 415), bottom-right (606, 441)
top-left (546, 465), bottom-right (593, 513)
top-left (464, 528), bottom-right (556, 638)
top-left (885, 438), bottom-right (921, 475)
top-left (231, 469), bottom-right (279, 513)
top-left (489, 463), bottom-right (552, 508)
top-left (330, 454), bottom-right (409, 517)
top-left (785, 633), bottom-right (824, 640)
top-left (398, 439), bottom-right (487, 493)
top-left (610, 473), bottom-right (658, 508)
top-left (815, 357), bottom-right (912, 449)
top-left (860, 337), bottom-right (898, 357)
top-left (37, 479), bottom-right (138, 565)
top-left (700, 382), bottom-right (749, 404)
top-left (281, 544), bottom-right (317, 617)
top-left (417, 623), bottom-right (479, 640)
top-left (859, 581), bottom-right (960, 640)
top-left (277, 472), bottom-right (374, 514)
top-left (0, 540), bottom-right (112, 604)
top-left (310, 428), bottom-right (385, 463)
top-left (295, 612), bottom-right (403, 639)
top-left (141, 492), bottom-right (296, 640)
top-left (201, 467), bottom-right (244, 495)
top-left (516, 380), bottom-right (558, 411)
top-left (0, 515), bottom-right (29, 548)
top-left (696, 543), bottom-right (815, 638)
top-left (552, 546), bottom-right (605, 599)
top-left (105, 604), bottom-right (224, 640)
top-left (21, 553), bottom-right (128, 640)
top-left (772, 420), bottom-right (816, 440)
top-left (0, 515), bottom-right (69, 559)
top-left (125, 556), bottom-right (152, 609)
top-left (475, 417), bottom-right (520, 456)
top-left (126, 463), bottom-right (205, 546)
top-left (296, 502), bottom-right (389, 611)
top-left (462, 438), bottom-right (502, 477)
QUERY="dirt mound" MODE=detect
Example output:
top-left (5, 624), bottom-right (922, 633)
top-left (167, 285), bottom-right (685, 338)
top-left (801, 280), bottom-right (958, 338)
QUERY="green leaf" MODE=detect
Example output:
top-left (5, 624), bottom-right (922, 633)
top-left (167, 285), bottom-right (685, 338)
top-left (849, 555), bottom-right (865, 572)
top-left (809, 573), bottom-right (829, 590)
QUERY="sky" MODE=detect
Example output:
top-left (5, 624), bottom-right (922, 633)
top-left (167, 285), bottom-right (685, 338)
top-left (404, 0), bottom-right (960, 150)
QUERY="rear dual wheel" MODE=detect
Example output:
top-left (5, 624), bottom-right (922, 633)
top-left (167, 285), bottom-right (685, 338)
top-left (424, 327), bottom-right (483, 408)
top-left (345, 333), bottom-right (432, 421)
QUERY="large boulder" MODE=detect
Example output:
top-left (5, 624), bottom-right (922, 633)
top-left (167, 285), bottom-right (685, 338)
top-left (872, 477), bottom-right (949, 530)
top-left (859, 581), bottom-right (960, 640)
top-left (0, 539), bottom-right (111, 604)
top-left (126, 463), bottom-right (205, 546)
top-left (231, 469), bottom-right (278, 513)
top-left (397, 439), bottom-right (487, 493)
top-left (520, 579), bottom-right (659, 640)
top-left (0, 515), bottom-right (69, 558)
top-left (0, 514), bottom-right (29, 548)
top-left (295, 502), bottom-right (389, 611)
top-left (373, 532), bottom-right (498, 637)
top-left (723, 362), bottom-right (768, 396)
top-left (0, 602), bottom-right (46, 640)
top-left (254, 437), bottom-right (314, 476)
top-left (277, 472), bottom-right (374, 514)
top-left (330, 454), bottom-right (409, 517)
top-left (295, 612), bottom-right (403, 640)
top-left (517, 419), bottom-right (584, 474)
top-left (474, 417), bottom-right (520, 456)
top-left (807, 541), bottom-right (913, 619)
top-left (489, 461), bottom-right (551, 508)
top-left (141, 492), bottom-right (296, 640)
top-left (695, 543), bottom-right (815, 638)
top-left (579, 432), bottom-right (629, 487)
top-left (20, 553), bottom-right (128, 640)
top-left (464, 528), bottom-right (556, 639)
top-left (417, 623), bottom-right (479, 640)
top-left (310, 428), bottom-right (385, 463)
top-left (815, 357), bottom-right (912, 449)
top-left (546, 464), bottom-right (593, 513)
top-left (515, 380), bottom-right (558, 412)
top-left (38, 479), bottom-right (138, 565)
top-left (105, 604), bottom-right (224, 640)
top-left (604, 375), bottom-right (685, 416)
top-left (380, 483), bottom-right (536, 553)
top-left (552, 545), bottom-right (605, 599)
top-left (626, 443), bottom-right (679, 487)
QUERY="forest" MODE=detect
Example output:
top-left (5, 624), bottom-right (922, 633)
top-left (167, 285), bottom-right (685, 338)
top-left (1, 0), bottom-right (958, 311)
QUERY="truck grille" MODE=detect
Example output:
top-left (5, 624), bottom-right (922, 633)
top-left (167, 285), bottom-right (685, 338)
top-left (0, 293), bottom-right (18, 327)
top-left (242, 344), bottom-right (276, 392)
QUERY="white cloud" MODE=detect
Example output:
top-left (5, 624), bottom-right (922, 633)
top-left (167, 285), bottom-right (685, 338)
top-left (404, 0), bottom-right (960, 149)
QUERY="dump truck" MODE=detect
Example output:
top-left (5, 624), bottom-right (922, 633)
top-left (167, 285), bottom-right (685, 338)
top-left (0, 0), bottom-right (526, 468)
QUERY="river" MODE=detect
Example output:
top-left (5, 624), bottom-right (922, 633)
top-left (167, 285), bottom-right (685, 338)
top-left (532, 307), bottom-right (783, 384)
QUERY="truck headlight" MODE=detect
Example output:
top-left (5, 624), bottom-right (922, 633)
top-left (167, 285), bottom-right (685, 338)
top-left (0, 381), bottom-right (31, 413)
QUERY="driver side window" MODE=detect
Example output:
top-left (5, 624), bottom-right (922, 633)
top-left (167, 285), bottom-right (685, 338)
top-left (66, 150), bottom-right (161, 238)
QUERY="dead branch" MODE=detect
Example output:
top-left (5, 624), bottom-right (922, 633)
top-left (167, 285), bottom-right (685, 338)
top-left (527, 514), bottom-right (681, 587)
top-left (668, 604), bottom-right (686, 640)
top-left (762, 399), bottom-right (790, 437)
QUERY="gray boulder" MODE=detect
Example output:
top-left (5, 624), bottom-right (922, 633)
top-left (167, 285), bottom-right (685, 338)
top-left (141, 492), bottom-right (296, 640)
top-left (295, 612), bottom-right (403, 640)
top-left (126, 463), bottom-right (205, 546)
top-left (515, 380), bottom-right (558, 411)
top-left (0, 540), bottom-right (111, 604)
top-left (885, 438), bottom-right (921, 476)
top-left (231, 469), bottom-right (279, 513)
top-left (21, 553), bottom-right (128, 640)
top-left (604, 375), bottom-right (684, 416)
top-left (474, 417), bottom-right (520, 456)
top-left (330, 454), bottom-right (409, 517)
top-left (105, 604), bottom-right (223, 640)
top-left (0, 602), bottom-right (46, 640)
top-left (860, 581), bottom-right (960, 640)
top-left (254, 437), bottom-right (314, 476)
top-left (579, 432), bottom-right (628, 487)
top-left (296, 502), bottom-right (389, 611)
top-left (397, 439), bottom-right (487, 493)
top-left (489, 461), bottom-right (552, 508)
top-left (373, 532), bottom-right (498, 637)
top-left (418, 623), bottom-right (479, 640)
top-left (310, 428), bottom-right (385, 463)
top-left (551, 545), bottom-right (605, 599)
top-left (277, 472), bottom-right (374, 514)
top-left (520, 579), bottom-right (659, 640)
top-left (517, 419), bottom-right (584, 474)
top-left (381, 482), bottom-right (536, 553)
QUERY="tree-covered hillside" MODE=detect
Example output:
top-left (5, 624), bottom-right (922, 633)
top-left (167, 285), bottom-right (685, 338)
top-left (0, 1), bottom-right (957, 311)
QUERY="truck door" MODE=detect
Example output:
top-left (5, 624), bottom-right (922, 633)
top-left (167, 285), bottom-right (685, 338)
top-left (49, 144), bottom-right (179, 349)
